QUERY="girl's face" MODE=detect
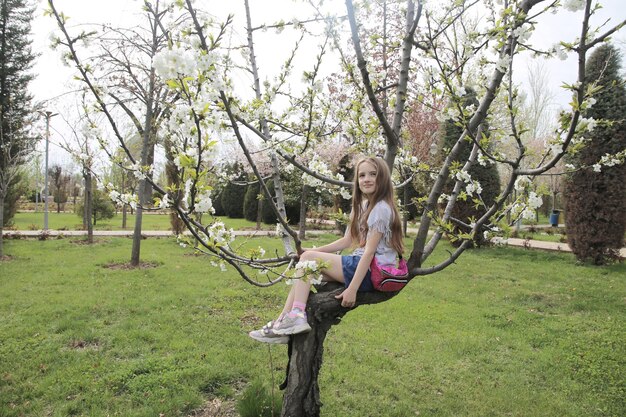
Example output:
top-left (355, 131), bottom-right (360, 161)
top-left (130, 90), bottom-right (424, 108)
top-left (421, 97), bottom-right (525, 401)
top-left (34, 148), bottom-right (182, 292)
top-left (357, 161), bottom-right (377, 197)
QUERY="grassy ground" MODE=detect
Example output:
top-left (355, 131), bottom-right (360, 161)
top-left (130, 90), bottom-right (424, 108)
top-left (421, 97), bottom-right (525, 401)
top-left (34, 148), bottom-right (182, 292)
top-left (7, 212), bottom-right (274, 232)
top-left (1, 236), bottom-right (624, 416)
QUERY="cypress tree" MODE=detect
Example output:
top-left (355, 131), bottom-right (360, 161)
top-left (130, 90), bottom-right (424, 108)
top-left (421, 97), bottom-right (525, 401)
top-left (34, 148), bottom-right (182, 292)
top-left (220, 165), bottom-right (247, 218)
top-left (261, 179), bottom-right (277, 224)
top-left (439, 88), bottom-right (501, 246)
top-left (212, 187), bottom-right (225, 216)
top-left (0, 0), bottom-right (36, 229)
top-left (243, 181), bottom-right (260, 222)
top-left (564, 44), bottom-right (626, 264)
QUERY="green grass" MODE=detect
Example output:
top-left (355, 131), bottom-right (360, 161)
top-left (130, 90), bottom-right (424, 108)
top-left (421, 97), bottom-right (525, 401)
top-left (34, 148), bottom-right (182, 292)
top-left (1, 237), bottom-right (624, 416)
top-left (8, 211), bottom-right (277, 232)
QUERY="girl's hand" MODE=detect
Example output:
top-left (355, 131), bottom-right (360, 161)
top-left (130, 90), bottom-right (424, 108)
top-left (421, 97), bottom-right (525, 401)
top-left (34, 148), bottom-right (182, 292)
top-left (335, 287), bottom-right (357, 308)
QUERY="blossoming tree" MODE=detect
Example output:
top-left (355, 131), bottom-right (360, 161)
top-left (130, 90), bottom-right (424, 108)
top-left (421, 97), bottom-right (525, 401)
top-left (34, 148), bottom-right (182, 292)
top-left (48, 0), bottom-right (626, 414)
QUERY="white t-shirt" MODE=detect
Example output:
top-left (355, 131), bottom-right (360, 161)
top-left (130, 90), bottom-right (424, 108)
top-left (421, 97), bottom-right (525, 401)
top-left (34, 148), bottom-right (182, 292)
top-left (351, 200), bottom-right (398, 266)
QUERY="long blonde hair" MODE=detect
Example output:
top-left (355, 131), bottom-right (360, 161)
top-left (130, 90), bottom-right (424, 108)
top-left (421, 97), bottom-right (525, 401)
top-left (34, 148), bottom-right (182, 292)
top-left (349, 157), bottom-right (404, 255)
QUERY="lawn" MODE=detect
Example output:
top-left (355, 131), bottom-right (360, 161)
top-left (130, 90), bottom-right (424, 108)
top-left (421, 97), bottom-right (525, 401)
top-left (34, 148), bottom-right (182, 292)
top-left (0, 236), bottom-right (624, 416)
top-left (8, 211), bottom-right (276, 232)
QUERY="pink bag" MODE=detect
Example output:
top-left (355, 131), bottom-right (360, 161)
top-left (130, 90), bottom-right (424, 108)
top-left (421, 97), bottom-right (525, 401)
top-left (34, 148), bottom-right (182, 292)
top-left (370, 257), bottom-right (409, 292)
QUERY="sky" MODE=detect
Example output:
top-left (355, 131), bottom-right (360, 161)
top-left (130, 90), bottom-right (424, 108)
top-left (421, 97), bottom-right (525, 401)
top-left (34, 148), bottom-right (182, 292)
top-left (28, 0), bottom-right (626, 167)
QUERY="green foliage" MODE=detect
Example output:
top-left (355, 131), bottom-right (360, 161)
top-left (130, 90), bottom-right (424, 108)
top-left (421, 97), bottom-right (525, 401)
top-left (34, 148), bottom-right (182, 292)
top-left (438, 87), bottom-right (501, 246)
top-left (75, 189), bottom-right (115, 226)
top-left (236, 378), bottom-right (282, 417)
top-left (564, 44), bottom-right (626, 264)
top-left (260, 178), bottom-right (301, 225)
top-left (401, 180), bottom-right (420, 221)
top-left (220, 166), bottom-right (247, 219)
top-left (0, 0), bottom-right (36, 214)
top-left (211, 187), bottom-right (225, 216)
top-left (243, 181), bottom-right (261, 223)
top-left (334, 154), bottom-right (354, 215)
top-left (2, 172), bottom-right (25, 227)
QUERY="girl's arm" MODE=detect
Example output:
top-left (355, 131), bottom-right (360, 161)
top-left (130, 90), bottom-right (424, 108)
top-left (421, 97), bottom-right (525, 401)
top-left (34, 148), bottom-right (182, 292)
top-left (335, 230), bottom-right (383, 308)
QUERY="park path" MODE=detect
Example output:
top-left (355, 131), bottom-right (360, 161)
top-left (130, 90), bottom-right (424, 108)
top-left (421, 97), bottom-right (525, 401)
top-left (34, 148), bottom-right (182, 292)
top-left (5, 227), bottom-right (626, 258)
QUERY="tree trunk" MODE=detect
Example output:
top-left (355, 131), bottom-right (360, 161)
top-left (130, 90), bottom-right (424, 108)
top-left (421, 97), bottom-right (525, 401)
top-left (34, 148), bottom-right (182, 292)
top-left (0, 194), bottom-right (5, 257)
top-left (130, 185), bottom-right (145, 266)
top-left (130, 95), bottom-right (156, 267)
top-left (280, 283), bottom-right (396, 416)
top-left (85, 172), bottom-right (93, 244)
top-left (402, 182), bottom-right (408, 235)
top-left (298, 184), bottom-right (308, 240)
top-left (256, 193), bottom-right (263, 231)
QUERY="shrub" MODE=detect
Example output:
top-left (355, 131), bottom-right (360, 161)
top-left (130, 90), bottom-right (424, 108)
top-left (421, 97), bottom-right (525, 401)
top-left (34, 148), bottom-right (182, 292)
top-left (243, 181), bottom-right (261, 223)
top-left (563, 44), bottom-right (626, 264)
top-left (261, 178), bottom-right (301, 225)
top-left (75, 189), bottom-right (115, 226)
top-left (212, 187), bottom-right (225, 216)
top-left (221, 176), bottom-right (247, 219)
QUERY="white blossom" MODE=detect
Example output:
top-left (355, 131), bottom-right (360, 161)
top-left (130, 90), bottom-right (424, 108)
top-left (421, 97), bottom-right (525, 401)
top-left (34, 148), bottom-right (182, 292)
top-left (159, 193), bottom-right (170, 210)
top-left (563, 0), bottom-right (586, 12)
top-left (551, 43), bottom-right (568, 60)
top-left (495, 55), bottom-right (511, 73)
top-left (512, 24), bottom-right (532, 43)
top-left (207, 222), bottom-right (235, 246)
top-left (592, 164), bottom-right (602, 172)
top-left (466, 181), bottom-right (482, 197)
top-left (153, 47), bottom-right (198, 79)
top-left (585, 97), bottom-right (596, 109)
top-left (521, 207), bottom-right (536, 221)
top-left (514, 176), bottom-right (531, 192)
top-left (528, 192), bottom-right (543, 210)
top-left (455, 170), bottom-right (472, 183)
top-left (196, 191), bottom-right (214, 214)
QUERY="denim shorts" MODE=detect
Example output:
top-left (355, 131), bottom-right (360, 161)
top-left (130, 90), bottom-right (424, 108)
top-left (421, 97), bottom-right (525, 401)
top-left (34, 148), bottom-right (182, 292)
top-left (341, 255), bottom-right (374, 292)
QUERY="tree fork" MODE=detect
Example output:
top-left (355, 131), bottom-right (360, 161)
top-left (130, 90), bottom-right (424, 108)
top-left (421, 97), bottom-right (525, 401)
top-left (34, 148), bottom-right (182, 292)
top-left (280, 283), bottom-right (396, 416)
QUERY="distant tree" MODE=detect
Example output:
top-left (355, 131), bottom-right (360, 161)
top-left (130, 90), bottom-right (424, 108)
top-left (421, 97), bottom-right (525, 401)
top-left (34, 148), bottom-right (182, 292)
top-left (76, 187), bottom-right (115, 226)
top-left (49, 0), bottom-right (179, 266)
top-left (49, 165), bottom-right (70, 213)
top-left (211, 185), bottom-right (225, 216)
top-left (221, 174), bottom-right (247, 219)
top-left (439, 88), bottom-right (501, 246)
top-left (2, 174), bottom-right (24, 226)
top-left (0, 0), bottom-right (36, 256)
top-left (243, 181), bottom-right (261, 223)
top-left (564, 44), bottom-right (626, 264)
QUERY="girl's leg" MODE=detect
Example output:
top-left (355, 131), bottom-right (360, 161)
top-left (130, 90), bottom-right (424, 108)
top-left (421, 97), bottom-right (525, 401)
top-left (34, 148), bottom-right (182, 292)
top-left (280, 250), bottom-right (345, 314)
top-left (273, 251), bottom-right (344, 335)
top-left (279, 286), bottom-right (296, 319)
top-left (292, 250), bottom-right (345, 306)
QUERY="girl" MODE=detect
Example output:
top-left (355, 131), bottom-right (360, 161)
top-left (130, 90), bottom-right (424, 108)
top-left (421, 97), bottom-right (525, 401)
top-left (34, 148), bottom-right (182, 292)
top-left (249, 157), bottom-right (404, 343)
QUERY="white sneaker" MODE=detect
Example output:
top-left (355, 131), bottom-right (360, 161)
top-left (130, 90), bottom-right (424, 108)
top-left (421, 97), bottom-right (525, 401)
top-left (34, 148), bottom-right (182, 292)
top-left (272, 311), bottom-right (311, 335)
top-left (248, 321), bottom-right (289, 344)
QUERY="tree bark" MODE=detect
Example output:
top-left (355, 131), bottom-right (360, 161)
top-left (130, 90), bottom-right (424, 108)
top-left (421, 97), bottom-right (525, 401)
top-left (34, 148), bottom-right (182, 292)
top-left (0, 194), bottom-right (4, 257)
top-left (256, 193), bottom-right (263, 231)
top-left (280, 283), bottom-right (397, 416)
top-left (298, 184), bottom-right (308, 240)
top-left (84, 171), bottom-right (93, 244)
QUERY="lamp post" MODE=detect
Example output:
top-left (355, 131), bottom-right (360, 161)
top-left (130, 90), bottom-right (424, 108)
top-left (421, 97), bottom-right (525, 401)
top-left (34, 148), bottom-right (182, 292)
top-left (41, 111), bottom-right (57, 231)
